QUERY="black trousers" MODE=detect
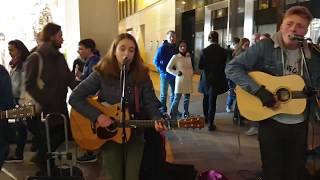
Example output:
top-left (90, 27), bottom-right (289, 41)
top-left (258, 119), bottom-right (307, 180)
top-left (12, 114), bottom-right (41, 158)
top-left (202, 87), bottom-right (218, 126)
top-left (0, 121), bottom-right (9, 169)
top-left (36, 113), bottom-right (71, 171)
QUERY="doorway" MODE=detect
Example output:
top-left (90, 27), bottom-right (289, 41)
top-left (182, 9), bottom-right (195, 66)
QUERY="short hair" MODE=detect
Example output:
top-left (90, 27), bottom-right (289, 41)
top-left (262, 33), bottom-right (271, 39)
top-left (166, 30), bottom-right (175, 35)
top-left (41, 23), bottom-right (61, 42)
top-left (79, 39), bottom-right (96, 51)
top-left (283, 6), bottom-right (313, 23)
top-left (208, 31), bottom-right (218, 43)
top-left (232, 37), bottom-right (240, 44)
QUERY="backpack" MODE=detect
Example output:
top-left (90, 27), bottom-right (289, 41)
top-left (19, 52), bottom-right (45, 113)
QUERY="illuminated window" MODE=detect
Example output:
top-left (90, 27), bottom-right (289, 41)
top-left (215, 8), bottom-right (227, 18)
top-left (259, 0), bottom-right (269, 10)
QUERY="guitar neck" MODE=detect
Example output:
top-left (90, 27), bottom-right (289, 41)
top-left (120, 120), bottom-right (178, 128)
top-left (292, 91), bottom-right (307, 99)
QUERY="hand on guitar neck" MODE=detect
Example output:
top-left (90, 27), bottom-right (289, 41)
top-left (97, 113), bottom-right (168, 133)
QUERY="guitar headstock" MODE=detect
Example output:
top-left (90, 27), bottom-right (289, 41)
top-left (5, 105), bottom-right (35, 119)
top-left (177, 116), bottom-right (205, 129)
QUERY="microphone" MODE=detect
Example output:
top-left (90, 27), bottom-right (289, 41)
top-left (289, 34), bottom-right (308, 42)
top-left (122, 56), bottom-right (129, 66)
top-left (121, 57), bottom-right (129, 72)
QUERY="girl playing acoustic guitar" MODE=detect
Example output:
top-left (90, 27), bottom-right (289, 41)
top-left (69, 33), bottom-right (166, 180)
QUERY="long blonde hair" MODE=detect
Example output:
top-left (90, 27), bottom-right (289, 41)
top-left (95, 33), bottom-right (149, 84)
top-left (233, 38), bottom-right (250, 57)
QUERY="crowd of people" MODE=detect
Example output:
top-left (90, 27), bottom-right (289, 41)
top-left (0, 5), bottom-right (319, 180)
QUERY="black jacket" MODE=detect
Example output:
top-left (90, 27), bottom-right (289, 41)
top-left (24, 43), bottom-right (77, 125)
top-left (199, 43), bottom-right (228, 94)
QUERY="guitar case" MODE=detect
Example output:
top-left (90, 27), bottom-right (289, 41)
top-left (26, 113), bottom-right (84, 180)
top-left (140, 129), bottom-right (198, 180)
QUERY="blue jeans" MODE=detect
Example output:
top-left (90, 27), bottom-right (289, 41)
top-left (226, 79), bottom-right (236, 109)
top-left (159, 74), bottom-right (175, 113)
top-left (170, 93), bottom-right (190, 119)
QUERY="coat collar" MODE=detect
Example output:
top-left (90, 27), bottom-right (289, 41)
top-left (272, 31), bottom-right (311, 59)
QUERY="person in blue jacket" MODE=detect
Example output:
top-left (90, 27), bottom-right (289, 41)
top-left (153, 30), bottom-right (177, 114)
top-left (0, 64), bottom-right (15, 168)
top-left (75, 38), bottom-right (100, 81)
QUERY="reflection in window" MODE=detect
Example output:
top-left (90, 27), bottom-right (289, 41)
top-left (215, 8), bottom-right (227, 18)
top-left (259, 0), bottom-right (269, 10)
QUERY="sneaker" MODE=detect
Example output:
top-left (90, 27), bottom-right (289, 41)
top-left (76, 153), bottom-right (97, 163)
top-left (245, 126), bottom-right (259, 136)
top-left (183, 112), bottom-right (190, 118)
top-left (226, 107), bottom-right (232, 113)
top-left (5, 155), bottom-right (23, 163)
top-left (161, 113), bottom-right (170, 120)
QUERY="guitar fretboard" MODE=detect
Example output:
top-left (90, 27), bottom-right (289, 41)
top-left (117, 120), bottom-right (179, 128)
top-left (291, 91), bottom-right (307, 99)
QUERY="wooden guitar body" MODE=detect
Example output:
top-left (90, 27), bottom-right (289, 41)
top-left (236, 71), bottom-right (307, 121)
top-left (70, 97), bottom-right (204, 150)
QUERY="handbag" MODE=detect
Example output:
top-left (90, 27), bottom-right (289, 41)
top-left (198, 169), bottom-right (228, 180)
top-left (19, 52), bottom-right (45, 113)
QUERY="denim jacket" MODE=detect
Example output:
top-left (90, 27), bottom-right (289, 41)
top-left (225, 31), bottom-right (320, 121)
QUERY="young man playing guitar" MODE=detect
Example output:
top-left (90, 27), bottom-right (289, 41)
top-left (226, 6), bottom-right (320, 180)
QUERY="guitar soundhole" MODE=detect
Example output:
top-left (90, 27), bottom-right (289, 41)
top-left (276, 88), bottom-right (291, 102)
top-left (97, 127), bottom-right (118, 139)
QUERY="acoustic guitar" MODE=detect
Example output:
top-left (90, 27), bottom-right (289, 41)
top-left (70, 97), bottom-right (204, 151)
top-left (0, 105), bottom-right (35, 120)
top-left (235, 71), bottom-right (307, 121)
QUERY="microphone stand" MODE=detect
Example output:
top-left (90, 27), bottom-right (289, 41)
top-left (120, 63), bottom-right (128, 180)
top-left (297, 40), bottom-right (318, 160)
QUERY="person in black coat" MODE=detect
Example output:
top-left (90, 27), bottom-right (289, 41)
top-left (0, 65), bottom-right (15, 168)
top-left (198, 31), bottom-right (228, 131)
